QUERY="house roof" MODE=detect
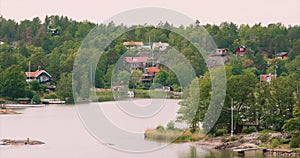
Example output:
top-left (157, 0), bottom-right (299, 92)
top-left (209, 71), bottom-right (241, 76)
top-left (123, 42), bottom-right (143, 46)
top-left (152, 42), bottom-right (169, 48)
top-left (25, 70), bottom-right (52, 78)
top-left (124, 57), bottom-right (148, 63)
top-left (275, 52), bottom-right (288, 57)
top-left (236, 46), bottom-right (247, 53)
top-left (146, 67), bottom-right (160, 73)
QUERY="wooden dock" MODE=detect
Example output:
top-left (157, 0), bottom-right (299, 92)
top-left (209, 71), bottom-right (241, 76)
top-left (233, 148), bottom-right (267, 156)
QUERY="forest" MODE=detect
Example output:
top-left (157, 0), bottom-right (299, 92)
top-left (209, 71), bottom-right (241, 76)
top-left (0, 15), bottom-right (300, 146)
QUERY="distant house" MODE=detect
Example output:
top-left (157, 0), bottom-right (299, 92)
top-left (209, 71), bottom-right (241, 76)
top-left (124, 57), bottom-right (148, 69)
top-left (146, 67), bottom-right (160, 74)
top-left (25, 69), bottom-right (52, 84)
top-left (215, 48), bottom-right (228, 56)
top-left (275, 52), bottom-right (288, 59)
top-left (260, 73), bottom-right (276, 83)
top-left (123, 42), bottom-right (143, 49)
top-left (140, 67), bottom-right (160, 83)
top-left (235, 46), bottom-right (247, 56)
top-left (152, 42), bottom-right (169, 51)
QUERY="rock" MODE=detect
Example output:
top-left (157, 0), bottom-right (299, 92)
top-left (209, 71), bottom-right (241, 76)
top-left (1, 139), bottom-right (44, 146)
top-left (269, 132), bottom-right (283, 139)
top-left (241, 132), bottom-right (261, 141)
top-left (237, 143), bottom-right (258, 149)
top-left (0, 109), bottom-right (18, 115)
top-left (248, 140), bottom-right (261, 145)
top-left (215, 141), bottom-right (242, 150)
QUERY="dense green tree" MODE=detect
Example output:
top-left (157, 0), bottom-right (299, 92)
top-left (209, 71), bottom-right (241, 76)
top-left (0, 65), bottom-right (26, 99)
top-left (153, 69), bottom-right (168, 86)
top-left (30, 80), bottom-right (40, 91)
top-left (56, 73), bottom-right (74, 103)
top-left (226, 73), bottom-right (257, 131)
top-left (177, 78), bottom-right (202, 131)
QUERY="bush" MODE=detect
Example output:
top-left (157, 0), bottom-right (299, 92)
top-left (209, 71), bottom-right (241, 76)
top-left (258, 133), bottom-right (269, 142)
top-left (230, 136), bottom-right (237, 141)
top-left (32, 95), bottom-right (41, 104)
top-left (25, 89), bottom-right (34, 98)
top-left (166, 121), bottom-right (175, 130)
top-left (44, 93), bottom-right (58, 99)
top-left (179, 130), bottom-right (193, 141)
top-left (290, 136), bottom-right (300, 148)
top-left (156, 125), bottom-right (165, 132)
top-left (214, 129), bottom-right (228, 137)
top-left (272, 138), bottom-right (280, 148)
top-left (279, 138), bottom-right (290, 144)
top-left (30, 80), bottom-right (40, 91)
top-left (221, 138), bottom-right (228, 142)
top-left (242, 126), bottom-right (257, 134)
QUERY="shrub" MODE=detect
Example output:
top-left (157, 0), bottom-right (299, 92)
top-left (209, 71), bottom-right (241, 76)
top-left (271, 138), bottom-right (280, 148)
top-left (242, 126), bottom-right (257, 134)
top-left (258, 133), bottom-right (269, 142)
top-left (179, 130), bottom-right (193, 141)
top-left (166, 121), bottom-right (175, 130)
top-left (214, 129), bottom-right (228, 137)
top-left (44, 93), bottom-right (58, 99)
top-left (221, 137), bottom-right (228, 142)
top-left (230, 136), bottom-right (237, 141)
top-left (32, 95), bottom-right (41, 104)
top-left (25, 89), bottom-right (34, 98)
top-left (279, 138), bottom-right (290, 144)
top-left (156, 125), bottom-right (165, 132)
top-left (290, 136), bottom-right (300, 148)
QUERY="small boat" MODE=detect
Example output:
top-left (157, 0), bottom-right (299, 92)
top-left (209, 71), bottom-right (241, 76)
top-left (41, 99), bottom-right (66, 104)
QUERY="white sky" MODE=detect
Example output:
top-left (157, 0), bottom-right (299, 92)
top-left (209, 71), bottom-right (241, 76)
top-left (0, 0), bottom-right (299, 26)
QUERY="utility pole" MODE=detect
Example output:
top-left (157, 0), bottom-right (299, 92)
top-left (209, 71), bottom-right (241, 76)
top-left (28, 61), bottom-right (31, 88)
top-left (231, 98), bottom-right (234, 136)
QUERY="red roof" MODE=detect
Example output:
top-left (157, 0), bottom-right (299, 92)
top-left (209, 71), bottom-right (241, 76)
top-left (124, 57), bottom-right (148, 63)
top-left (25, 70), bottom-right (51, 78)
top-left (123, 42), bottom-right (143, 46)
top-left (146, 67), bottom-right (160, 73)
top-left (236, 46), bottom-right (247, 53)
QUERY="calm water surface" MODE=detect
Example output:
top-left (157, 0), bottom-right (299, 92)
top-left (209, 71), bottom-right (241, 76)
top-left (0, 99), bottom-right (291, 158)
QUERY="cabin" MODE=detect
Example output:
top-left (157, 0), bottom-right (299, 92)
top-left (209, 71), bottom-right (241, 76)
top-left (25, 69), bottom-right (52, 84)
top-left (215, 48), bottom-right (228, 56)
top-left (140, 67), bottom-right (160, 83)
top-left (17, 98), bottom-right (31, 104)
top-left (124, 57), bottom-right (148, 70)
top-left (123, 42), bottom-right (143, 49)
top-left (152, 42), bottom-right (169, 51)
top-left (275, 52), bottom-right (288, 59)
top-left (260, 73), bottom-right (276, 83)
top-left (235, 46), bottom-right (247, 56)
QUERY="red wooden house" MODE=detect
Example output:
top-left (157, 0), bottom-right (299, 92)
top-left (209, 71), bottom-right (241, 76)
top-left (260, 73), bottom-right (277, 83)
top-left (25, 69), bottom-right (52, 84)
top-left (235, 46), bottom-right (247, 56)
top-left (275, 52), bottom-right (288, 59)
top-left (215, 48), bottom-right (228, 56)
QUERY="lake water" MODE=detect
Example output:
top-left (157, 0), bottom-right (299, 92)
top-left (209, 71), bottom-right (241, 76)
top-left (0, 99), bottom-right (286, 158)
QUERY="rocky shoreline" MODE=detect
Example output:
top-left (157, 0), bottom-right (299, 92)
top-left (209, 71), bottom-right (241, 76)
top-left (1, 139), bottom-right (44, 146)
top-left (192, 132), bottom-right (300, 157)
top-left (0, 109), bottom-right (19, 115)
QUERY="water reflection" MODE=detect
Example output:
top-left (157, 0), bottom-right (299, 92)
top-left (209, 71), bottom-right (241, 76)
top-left (178, 146), bottom-right (293, 158)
